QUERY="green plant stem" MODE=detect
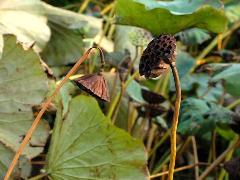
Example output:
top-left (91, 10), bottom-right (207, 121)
top-left (192, 21), bottom-right (240, 71)
top-left (29, 173), bottom-right (48, 180)
top-left (199, 135), bottom-right (240, 180)
top-left (111, 82), bottom-right (124, 123)
top-left (191, 136), bottom-right (199, 179)
top-left (100, 2), bottom-right (114, 15)
top-left (99, 3), bottom-right (115, 44)
top-left (176, 136), bottom-right (192, 159)
top-left (107, 24), bottom-right (116, 39)
top-left (159, 72), bottom-right (170, 97)
top-left (151, 163), bottom-right (207, 179)
top-left (218, 146), bottom-right (235, 180)
top-left (146, 124), bottom-right (158, 152)
top-left (168, 63), bottom-right (181, 180)
top-left (79, 0), bottom-right (90, 13)
top-left (107, 71), bottom-right (139, 119)
top-left (153, 144), bottom-right (182, 174)
top-left (227, 98), bottom-right (240, 109)
top-left (149, 129), bottom-right (170, 158)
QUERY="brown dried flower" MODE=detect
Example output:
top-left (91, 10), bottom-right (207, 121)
top-left (139, 34), bottom-right (177, 79)
top-left (73, 73), bottom-right (110, 102)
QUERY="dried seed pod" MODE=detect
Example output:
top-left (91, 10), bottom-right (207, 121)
top-left (139, 34), bottom-right (177, 79)
top-left (73, 73), bottom-right (110, 102)
top-left (141, 89), bottom-right (166, 104)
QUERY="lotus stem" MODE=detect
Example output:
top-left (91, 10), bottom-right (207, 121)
top-left (168, 62), bottom-right (181, 180)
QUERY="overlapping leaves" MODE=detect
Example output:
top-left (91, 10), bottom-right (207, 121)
top-left (178, 98), bottom-right (238, 136)
top-left (0, 35), bottom-right (49, 177)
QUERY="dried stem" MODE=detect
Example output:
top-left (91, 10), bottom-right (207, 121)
top-left (151, 163), bottom-right (207, 179)
top-left (192, 136), bottom-right (199, 179)
top-left (168, 63), bottom-right (181, 180)
top-left (4, 47), bottom-right (104, 180)
top-left (199, 135), bottom-right (240, 180)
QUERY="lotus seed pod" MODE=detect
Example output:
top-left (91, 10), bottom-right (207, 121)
top-left (73, 73), bottom-right (110, 102)
top-left (141, 89), bottom-right (166, 104)
top-left (139, 34), bottom-right (177, 79)
top-left (129, 28), bottom-right (153, 47)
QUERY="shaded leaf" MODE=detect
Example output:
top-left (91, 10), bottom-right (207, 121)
top-left (40, 3), bottom-right (102, 66)
top-left (46, 95), bottom-right (149, 180)
top-left (41, 22), bottom-right (84, 66)
top-left (178, 72), bottom-right (223, 102)
top-left (116, 0), bottom-right (227, 34)
top-left (178, 98), bottom-right (237, 136)
top-left (177, 28), bottom-right (211, 45)
top-left (170, 50), bottom-right (196, 90)
top-left (127, 80), bottom-right (145, 103)
top-left (209, 63), bottom-right (240, 96)
top-left (0, 35), bottom-right (49, 158)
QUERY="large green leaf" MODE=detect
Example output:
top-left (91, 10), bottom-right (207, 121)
top-left (0, 35), bottom-right (49, 159)
top-left (116, 0), bottom-right (227, 34)
top-left (46, 95), bottom-right (149, 180)
top-left (209, 63), bottom-right (240, 96)
top-left (178, 98), bottom-right (236, 136)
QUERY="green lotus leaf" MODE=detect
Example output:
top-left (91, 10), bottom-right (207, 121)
top-left (46, 95), bottom-right (149, 180)
top-left (116, 0), bottom-right (227, 34)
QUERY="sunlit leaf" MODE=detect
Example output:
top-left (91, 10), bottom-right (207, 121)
top-left (0, 0), bottom-right (51, 52)
top-left (116, 0), bottom-right (227, 34)
top-left (0, 0), bottom-right (102, 64)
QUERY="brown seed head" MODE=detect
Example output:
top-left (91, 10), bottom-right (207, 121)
top-left (139, 34), bottom-right (177, 79)
top-left (141, 89), bottom-right (166, 104)
top-left (73, 73), bottom-right (110, 102)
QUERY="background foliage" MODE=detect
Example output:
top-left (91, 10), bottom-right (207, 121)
top-left (0, 0), bottom-right (240, 179)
